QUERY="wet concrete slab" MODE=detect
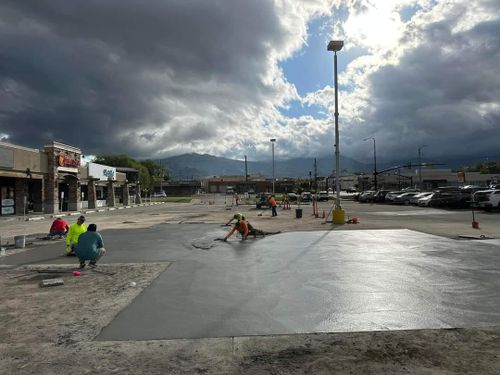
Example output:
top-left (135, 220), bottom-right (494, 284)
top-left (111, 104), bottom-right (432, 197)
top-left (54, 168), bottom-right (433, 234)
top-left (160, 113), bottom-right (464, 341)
top-left (85, 227), bottom-right (500, 341)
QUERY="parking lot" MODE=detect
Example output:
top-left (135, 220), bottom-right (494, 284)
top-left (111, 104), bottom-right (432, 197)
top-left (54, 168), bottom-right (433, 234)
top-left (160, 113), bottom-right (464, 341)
top-left (1, 195), bottom-right (500, 373)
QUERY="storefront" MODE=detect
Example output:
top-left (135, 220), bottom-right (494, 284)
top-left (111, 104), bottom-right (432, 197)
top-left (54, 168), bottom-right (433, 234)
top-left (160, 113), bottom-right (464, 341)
top-left (0, 143), bottom-right (46, 216)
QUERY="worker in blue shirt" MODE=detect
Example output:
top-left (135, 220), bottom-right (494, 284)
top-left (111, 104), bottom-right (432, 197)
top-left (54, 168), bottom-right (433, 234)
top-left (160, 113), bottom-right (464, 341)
top-left (75, 223), bottom-right (106, 269)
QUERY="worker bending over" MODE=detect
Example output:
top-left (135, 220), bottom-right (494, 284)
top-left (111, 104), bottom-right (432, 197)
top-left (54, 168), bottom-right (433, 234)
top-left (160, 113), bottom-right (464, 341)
top-left (66, 215), bottom-right (87, 256)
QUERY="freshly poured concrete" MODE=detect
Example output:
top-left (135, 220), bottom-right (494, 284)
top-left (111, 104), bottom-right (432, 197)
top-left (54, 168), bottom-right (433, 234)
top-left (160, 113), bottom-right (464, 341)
top-left (3, 226), bottom-right (500, 341)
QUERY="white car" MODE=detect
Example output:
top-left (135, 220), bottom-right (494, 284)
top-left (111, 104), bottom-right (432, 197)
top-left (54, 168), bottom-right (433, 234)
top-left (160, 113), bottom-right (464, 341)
top-left (392, 192), bottom-right (420, 205)
top-left (410, 192), bottom-right (433, 205)
top-left (385, 191), bottom-right (403, 203)
top-left (152, 192), bottom-right (167, 198)
top-left (474, 189), bottom-right (500, 210)
top-left (417, 193), bottom-right (434, 206)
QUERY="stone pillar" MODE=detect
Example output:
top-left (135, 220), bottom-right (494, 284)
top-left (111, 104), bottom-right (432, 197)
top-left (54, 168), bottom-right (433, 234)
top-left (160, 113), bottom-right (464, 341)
top-left (68, 178), bottom-right (80, 212)
top-left (31, 179), bottom-right (44, 212)
top-left (14, 179), bottom-right (28, 215)
top-left (122, 182), bottom-right (130, 206)
top-left (106, 179), bottom-right (116, 207)
top-left (135, 184), bottom-right (142, 204)
top-left (88, 179), bottom-right (97, 209)
top-left (44, 161), bottom-right (59, 214)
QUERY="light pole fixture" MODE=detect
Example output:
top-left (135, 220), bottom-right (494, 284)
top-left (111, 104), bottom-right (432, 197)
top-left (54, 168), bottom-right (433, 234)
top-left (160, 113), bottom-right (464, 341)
top-left (327, 40), bottom-right (344, 223)
top-left (363, 137), bottom-right (377, 190)
top-left (418, 145), bottom-right (428, 190)
top-left (270, 138), bottom-right (276, 194)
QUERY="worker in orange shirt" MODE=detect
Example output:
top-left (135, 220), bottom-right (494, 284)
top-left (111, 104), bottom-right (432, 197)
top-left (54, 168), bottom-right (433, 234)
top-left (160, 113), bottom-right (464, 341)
top-left (268, 195), bottom-right (277, 217)
top-left (223, 217), bottom-right (249, 241)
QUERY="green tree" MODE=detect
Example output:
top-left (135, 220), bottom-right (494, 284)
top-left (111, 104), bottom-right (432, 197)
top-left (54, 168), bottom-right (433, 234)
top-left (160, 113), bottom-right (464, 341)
top-left (92, 154), bottom-right (165, 192)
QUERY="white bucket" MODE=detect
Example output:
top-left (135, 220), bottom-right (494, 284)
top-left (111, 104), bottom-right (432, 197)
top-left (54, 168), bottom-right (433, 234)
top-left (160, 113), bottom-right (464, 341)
top-left (14, 235), bottom-right (26, 248)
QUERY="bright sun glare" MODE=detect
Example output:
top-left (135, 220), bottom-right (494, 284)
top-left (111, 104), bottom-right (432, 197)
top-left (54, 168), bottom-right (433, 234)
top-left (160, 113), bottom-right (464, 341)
top-left (344, 3), bottom-right (402, 51)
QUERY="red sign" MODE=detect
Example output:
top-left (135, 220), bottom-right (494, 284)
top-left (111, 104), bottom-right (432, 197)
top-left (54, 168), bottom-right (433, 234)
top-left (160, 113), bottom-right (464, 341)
top-left (56, 151), bottom-right (80, 168)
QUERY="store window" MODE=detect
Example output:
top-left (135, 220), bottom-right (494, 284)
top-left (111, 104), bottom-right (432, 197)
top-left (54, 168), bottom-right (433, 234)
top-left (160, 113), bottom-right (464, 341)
top-left (0, 179), bottom-right (15, 215)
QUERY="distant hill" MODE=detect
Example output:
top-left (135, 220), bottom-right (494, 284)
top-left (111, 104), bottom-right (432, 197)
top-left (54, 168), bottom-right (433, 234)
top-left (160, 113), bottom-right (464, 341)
top-left (162, 153), bottom-right (370, 179)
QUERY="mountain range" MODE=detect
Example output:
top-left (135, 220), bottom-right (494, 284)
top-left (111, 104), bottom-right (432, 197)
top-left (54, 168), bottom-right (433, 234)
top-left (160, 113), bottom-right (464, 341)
top-left (160, 153), bottom-right (495, 180)
top-left (162, 153), bottom-right (369, 179)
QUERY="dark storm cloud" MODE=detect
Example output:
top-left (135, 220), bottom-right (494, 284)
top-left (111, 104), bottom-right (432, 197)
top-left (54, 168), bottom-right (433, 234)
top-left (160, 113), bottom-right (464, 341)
top-left (0, 0), bottom-right (289, 156)
top-left (345, 7), bottom-right (500, 163)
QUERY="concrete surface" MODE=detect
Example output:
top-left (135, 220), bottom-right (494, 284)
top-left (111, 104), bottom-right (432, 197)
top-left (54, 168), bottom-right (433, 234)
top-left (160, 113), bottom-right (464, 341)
top-left (3, 225), bottom-right (500, 341)
top-left (97, 228), bottom-right (500, 340)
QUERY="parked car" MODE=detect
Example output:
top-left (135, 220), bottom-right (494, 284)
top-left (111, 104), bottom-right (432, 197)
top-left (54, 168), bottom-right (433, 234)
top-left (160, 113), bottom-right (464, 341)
top-left (318, 191), bottom-right (329, 201)
top-left (152, 191), bottom-right (167, 198)
top-left (358, 190), bottom-right (376, 203)
top-left (255, 193), bottom-right (270, 209)
top-left (474, 189), bottom-right (500, 211)
top-left (427, 190), bottom-right (467, 208)
top-left (417, 193), bottom-right (435, 206)
top-left (392, 192), bottom-right (420, 205)
top-left (373, 190), bottom-right (391, 203)
top-left (410, 192), bottom-right (433, 205)
top-left (286, 192), bottom-right (298, 202)
top-left (300, 192), bottom-right (313, 202)
top-left (385, 191), bottom-right (404, 203)
top-left (226, 186), bottom-right (235, 194)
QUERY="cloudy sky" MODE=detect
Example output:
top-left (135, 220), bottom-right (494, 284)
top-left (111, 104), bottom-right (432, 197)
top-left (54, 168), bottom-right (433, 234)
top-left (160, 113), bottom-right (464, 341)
top-left (0, 0), bottom-right (499, 164)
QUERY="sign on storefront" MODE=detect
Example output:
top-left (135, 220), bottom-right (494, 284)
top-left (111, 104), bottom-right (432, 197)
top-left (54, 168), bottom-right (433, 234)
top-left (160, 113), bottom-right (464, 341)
top-left (56, 149), bottom-right (80, 168)
top-left (88, 162), bottom-right (116, 181)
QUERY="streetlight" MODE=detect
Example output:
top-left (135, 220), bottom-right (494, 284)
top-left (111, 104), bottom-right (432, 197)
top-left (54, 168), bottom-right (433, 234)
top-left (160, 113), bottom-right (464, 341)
top-left (363, 137), bottom-right (377, 190)
top-left (418, 145), bottom-right (428, 190)
top-left (270, 138), bottom-right (276, 194)
top-left (327, 40), bottom-right (344, 224)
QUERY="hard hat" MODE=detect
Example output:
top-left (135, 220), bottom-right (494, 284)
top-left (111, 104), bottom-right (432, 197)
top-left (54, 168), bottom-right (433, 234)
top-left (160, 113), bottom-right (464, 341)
top-left (233, 213), bottom-right (245, 221)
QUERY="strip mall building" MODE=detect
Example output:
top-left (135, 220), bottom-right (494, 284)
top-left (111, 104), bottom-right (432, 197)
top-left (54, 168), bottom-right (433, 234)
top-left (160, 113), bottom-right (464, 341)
top-left (0, 141), bottom-right (140, 216)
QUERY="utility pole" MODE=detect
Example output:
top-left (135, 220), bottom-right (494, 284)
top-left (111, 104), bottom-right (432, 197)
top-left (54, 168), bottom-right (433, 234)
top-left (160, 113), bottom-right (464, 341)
top-left (244, 155), bottom-right (248, 183)
top-left (418, 145), bottom-right (428, 190)
top-left (314, 158), bottom-right (318, 192)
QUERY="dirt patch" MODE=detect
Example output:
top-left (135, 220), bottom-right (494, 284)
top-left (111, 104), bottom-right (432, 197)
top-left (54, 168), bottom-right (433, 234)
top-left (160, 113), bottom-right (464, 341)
top-left (0, 263), bottom-right (169, 344)
top-left (1, 328), bottom-right (500, 374)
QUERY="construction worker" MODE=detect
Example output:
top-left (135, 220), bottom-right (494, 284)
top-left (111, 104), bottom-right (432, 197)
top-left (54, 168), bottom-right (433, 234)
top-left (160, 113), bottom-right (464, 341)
top-left (223, 217), bottom-right (249, 241)
top-left (66, 215), bottom-right (87, 256)
top-left (223, 215), bottom-right (273, 241)
top-left (268, 195), bottom-right (277, 217)
top-left (225, 213), bottom-right (245, 226)
top-left (49, 217), bottom-right (69, 238)
top-left (75, 223), bottom-right (106, 268)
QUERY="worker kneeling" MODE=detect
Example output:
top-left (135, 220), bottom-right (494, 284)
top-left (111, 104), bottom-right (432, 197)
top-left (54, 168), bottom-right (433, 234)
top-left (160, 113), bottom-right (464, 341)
top-left (75, 224), bottom-right (106, 269)
top-left (223, 216), bottom-right (268, 242)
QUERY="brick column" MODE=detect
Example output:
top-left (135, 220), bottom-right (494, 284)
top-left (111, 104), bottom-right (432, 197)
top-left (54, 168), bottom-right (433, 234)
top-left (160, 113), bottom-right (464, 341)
top-left (68, 178), bottom-right (80, 211)
top-left (106, 179), bottom-right (116, 207)
top-left (14, 178), bottom-right (28, 215)
top-left (44, 155), bottom-right (59, 214)
top-left (87, 179), bottom-right (97, 209)
top-left (122, 182), bottom-right (130, 206)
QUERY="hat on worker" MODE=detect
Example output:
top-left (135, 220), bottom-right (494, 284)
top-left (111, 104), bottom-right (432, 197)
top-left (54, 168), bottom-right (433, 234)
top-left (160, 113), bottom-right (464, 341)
top-left (233, 213), bottom-right (245, 221)
top-left (78, 215), bottom-right (85, 221)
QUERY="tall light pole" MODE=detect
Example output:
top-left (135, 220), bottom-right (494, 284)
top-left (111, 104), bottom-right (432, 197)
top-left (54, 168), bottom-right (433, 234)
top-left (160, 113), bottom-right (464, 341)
top-left (418, 145), bottom-right (427, 190)
top-left (328, 40), bottom-right (344, 223)
top-left (363, 137), bottom-right (377, 190)
top-left (270, 138), bottom-right (276, 194)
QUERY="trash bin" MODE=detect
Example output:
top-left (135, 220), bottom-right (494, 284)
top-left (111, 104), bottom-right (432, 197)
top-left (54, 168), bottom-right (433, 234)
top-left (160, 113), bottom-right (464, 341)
top-left (295, 208), bottom-right (303, 219)
top-left (14, 235), bottom-right (26, 248)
